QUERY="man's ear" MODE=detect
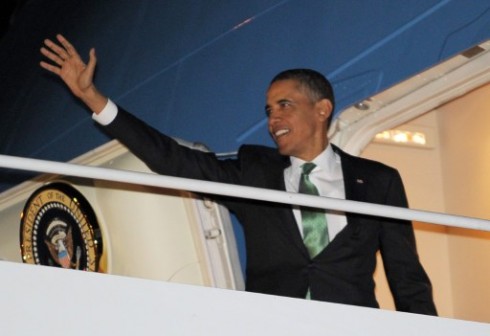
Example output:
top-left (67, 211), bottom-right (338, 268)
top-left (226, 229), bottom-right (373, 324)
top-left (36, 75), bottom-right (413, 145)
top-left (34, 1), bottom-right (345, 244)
top-left (316, 99), bottom-right (333, 122)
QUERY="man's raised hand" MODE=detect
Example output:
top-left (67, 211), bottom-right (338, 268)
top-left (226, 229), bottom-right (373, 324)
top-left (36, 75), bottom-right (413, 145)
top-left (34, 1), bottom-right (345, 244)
top-left (40, 34), bottom-right (107, 113)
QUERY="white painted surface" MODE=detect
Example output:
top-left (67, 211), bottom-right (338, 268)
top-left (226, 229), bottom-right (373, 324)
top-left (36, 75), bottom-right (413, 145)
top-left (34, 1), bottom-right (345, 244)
top-left (1, 261), bottom-right (488, 335)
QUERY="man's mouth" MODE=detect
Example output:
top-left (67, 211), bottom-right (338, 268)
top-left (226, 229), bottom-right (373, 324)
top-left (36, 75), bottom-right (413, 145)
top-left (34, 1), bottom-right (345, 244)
top-left (274, 128), bottom-right (290, 138)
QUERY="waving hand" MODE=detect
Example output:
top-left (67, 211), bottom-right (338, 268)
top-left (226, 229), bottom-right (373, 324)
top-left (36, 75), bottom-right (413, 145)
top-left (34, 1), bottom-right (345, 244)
top-left (40, 34), bottom-right (107, 113)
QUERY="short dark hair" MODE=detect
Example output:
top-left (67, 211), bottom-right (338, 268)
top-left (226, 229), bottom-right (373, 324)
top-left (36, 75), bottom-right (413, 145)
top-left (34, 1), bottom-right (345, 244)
top-left (270, 69), bottom-right (335, 128)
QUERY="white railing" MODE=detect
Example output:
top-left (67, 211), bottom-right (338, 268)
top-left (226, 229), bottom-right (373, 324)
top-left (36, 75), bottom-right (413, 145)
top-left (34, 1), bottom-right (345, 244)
top-left (1, 153), bottom-right (490, 231)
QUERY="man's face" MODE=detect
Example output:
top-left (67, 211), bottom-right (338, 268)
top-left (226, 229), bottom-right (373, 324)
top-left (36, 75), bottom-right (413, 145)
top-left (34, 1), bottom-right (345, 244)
top-left (266, 79), bottom-right (330, 161)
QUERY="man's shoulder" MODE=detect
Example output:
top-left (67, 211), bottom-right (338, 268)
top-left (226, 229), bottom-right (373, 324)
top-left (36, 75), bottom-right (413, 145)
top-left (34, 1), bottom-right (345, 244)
top-left (332, 144), bottom-right (398, 174)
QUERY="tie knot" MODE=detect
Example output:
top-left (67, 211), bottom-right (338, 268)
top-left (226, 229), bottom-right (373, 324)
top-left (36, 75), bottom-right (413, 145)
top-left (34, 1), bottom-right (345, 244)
top-left (302, 162), bottom-right (316, 175)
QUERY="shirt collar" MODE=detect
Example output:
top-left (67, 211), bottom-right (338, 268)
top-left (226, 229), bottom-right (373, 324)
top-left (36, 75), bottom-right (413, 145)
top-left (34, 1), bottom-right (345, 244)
top-left (289, 143), bottom-right (338, 176)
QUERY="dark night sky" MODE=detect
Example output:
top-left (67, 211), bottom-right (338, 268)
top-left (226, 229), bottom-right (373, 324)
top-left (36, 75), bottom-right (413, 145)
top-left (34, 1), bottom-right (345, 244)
top-left (0, 0), bottom-right (26, 40)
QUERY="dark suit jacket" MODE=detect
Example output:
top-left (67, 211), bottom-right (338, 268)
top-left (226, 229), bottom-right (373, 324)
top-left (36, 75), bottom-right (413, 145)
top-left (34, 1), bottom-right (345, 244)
top-left (103, 106), bottom-right (437, 315)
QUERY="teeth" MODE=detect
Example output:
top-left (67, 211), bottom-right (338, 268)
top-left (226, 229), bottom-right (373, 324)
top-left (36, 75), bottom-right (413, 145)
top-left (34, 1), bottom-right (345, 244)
top-left (275, 129), bottom-right (290, 137)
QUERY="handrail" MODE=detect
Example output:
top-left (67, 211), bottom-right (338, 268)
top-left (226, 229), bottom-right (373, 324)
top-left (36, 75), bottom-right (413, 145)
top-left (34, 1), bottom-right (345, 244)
top-left (1, 153), bottom-right (490, 232)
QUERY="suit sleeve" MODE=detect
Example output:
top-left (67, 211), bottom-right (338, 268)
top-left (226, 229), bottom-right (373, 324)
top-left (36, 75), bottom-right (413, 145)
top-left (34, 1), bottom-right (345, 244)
top-left (101, 106), bottom-right (242, 184)
top-left (379, 169), bottom-right (437, 315)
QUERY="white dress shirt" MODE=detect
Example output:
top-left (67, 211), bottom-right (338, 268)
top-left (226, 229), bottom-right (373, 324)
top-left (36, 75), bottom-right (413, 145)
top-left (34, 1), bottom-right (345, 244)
top-left (92, 99), bottom-right (118, 125)
top-left (284, 145), bottom-right (347, 241)
top-left (93, 100), bottom-right (348, 240)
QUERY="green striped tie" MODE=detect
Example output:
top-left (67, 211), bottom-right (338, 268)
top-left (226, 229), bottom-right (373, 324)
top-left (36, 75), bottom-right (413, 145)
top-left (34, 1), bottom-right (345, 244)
top-left (299, 162), bottom-right (329, 258)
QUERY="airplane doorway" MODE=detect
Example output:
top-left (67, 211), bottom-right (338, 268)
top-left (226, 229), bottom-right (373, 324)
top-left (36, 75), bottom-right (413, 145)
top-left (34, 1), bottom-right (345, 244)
top-left (361, 83), bottom-right (490, 323)
top-left (331, 41), bottom-right (490, 322)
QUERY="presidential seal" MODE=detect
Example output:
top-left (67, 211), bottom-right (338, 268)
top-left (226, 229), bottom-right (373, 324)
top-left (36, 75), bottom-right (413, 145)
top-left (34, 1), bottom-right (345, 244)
top-left (20, 182), bottom-right (103, 272)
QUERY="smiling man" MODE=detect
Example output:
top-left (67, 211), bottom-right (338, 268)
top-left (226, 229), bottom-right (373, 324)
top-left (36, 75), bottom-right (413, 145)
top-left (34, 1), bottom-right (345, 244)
top-left (266, 72), bottom-right (332, 161)
top-left (40, 34), bottom-right (437, 315)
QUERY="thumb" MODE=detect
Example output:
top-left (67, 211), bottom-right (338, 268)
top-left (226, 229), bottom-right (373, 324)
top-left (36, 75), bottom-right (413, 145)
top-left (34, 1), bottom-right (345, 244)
top-left (86, 48), bottom-right (97, 74)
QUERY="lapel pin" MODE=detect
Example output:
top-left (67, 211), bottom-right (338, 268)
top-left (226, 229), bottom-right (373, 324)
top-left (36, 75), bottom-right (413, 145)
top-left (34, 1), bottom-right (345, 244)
top-left (356, 179), bottom-right (364, 184)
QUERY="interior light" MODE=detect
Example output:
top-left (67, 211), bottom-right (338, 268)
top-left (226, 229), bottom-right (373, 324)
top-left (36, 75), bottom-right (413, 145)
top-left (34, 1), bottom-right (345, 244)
top-left (374, 129), bottom-right (429, 147)
top-left (412, 132), bottom-right (426, 145)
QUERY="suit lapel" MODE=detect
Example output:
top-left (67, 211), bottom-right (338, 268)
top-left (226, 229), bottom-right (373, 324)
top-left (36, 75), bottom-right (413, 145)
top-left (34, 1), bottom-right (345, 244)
top-left (269, 157), bottom-right (310, 257)
top-left (334, 145), bottom-right (368, 203)
top-left (320, 146), bottom-right (368, 251)
top-left (266, 146), bottom-right (371, 258)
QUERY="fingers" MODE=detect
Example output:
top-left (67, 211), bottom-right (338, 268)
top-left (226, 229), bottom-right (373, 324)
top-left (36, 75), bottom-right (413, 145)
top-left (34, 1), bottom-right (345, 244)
top-left (41, 34), bottom-right (82, 66)
top-left (56, 34), bottom-right (80, 59)
top-left (39, 60), bottom-right (61, 75)
top-left (42, 38), bottom-right (70, 62)
top-left (40, 45), bottom-right (64, 66)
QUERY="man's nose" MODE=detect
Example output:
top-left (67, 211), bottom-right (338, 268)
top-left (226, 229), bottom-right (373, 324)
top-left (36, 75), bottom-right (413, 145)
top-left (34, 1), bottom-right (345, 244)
top-left (267, 114), bottom-right (279, 128)
top-left (267, 108), bottom-right (281, 120)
